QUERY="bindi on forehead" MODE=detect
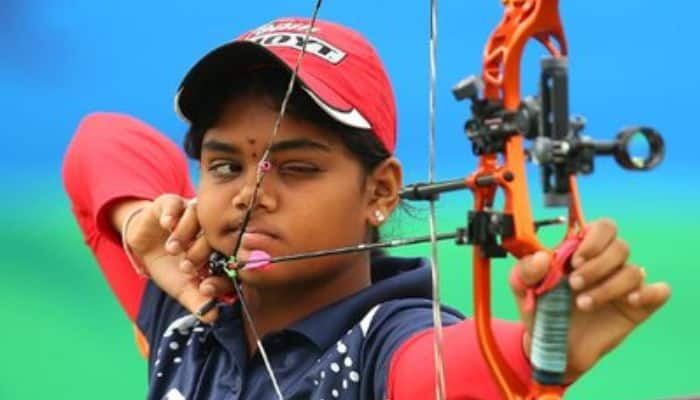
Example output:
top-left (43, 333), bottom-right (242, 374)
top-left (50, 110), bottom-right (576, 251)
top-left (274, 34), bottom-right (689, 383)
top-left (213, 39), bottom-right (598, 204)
top-left (246, 137), bottom-right (259, 159)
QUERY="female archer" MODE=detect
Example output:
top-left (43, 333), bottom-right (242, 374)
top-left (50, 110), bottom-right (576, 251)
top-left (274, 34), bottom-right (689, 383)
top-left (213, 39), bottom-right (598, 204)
top-left (63, 17), bottom-right (670, 399)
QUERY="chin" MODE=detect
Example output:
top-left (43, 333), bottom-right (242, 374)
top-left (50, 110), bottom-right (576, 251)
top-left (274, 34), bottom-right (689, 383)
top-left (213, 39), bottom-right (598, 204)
top-left (236, 268), bottom-right (287, 290)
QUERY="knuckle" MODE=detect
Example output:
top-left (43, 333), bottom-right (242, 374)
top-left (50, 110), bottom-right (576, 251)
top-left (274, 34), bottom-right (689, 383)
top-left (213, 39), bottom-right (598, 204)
top-left (588, 287), bottom-right (608, 305)
top-left (160, 194), bottom-right (185, 211)
top-left (156, 193), bottom-right (177, 204)
top-left (146, 201), bottom-right (162, 219)
top-left (617, 265), bottom-right (643, 291)
top-left (576, 264), bottom-right (593, 281)
top-left (615, 239), bottom-right (630, 258)
top-left (597, 217), bottom-right (618, 235)
top-left (186, 198), bottom-right (198, 209)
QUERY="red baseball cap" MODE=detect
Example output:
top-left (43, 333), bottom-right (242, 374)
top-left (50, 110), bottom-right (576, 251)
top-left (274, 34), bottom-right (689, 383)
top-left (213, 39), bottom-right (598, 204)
top-left (175, 17), bottom-right (397, 153)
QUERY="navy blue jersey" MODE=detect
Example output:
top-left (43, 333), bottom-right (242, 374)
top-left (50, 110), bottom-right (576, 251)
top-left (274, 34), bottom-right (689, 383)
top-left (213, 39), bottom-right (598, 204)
top-left (137, 256), bottom-right (463, 399)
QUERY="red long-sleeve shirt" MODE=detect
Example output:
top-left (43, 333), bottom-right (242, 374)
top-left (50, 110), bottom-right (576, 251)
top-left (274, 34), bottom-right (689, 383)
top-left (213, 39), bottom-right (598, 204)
top-left (62, 112), bottom-right (196, 320)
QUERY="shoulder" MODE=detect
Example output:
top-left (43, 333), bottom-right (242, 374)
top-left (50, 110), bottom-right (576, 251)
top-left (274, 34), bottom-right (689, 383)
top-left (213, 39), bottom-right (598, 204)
top-left (368, 298), bottom-right (464, 338)
top-left (355, 299), bottom-right (464, 398)
top-left (360, 298), bottom-right (464, 357)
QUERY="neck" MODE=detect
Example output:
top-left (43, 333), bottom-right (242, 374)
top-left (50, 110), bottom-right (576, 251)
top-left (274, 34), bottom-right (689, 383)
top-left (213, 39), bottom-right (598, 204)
top-left (240, 256), bottom-right (372, 355)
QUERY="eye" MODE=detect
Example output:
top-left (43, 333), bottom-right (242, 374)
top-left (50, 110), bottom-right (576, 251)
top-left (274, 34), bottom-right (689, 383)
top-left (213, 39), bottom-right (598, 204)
top-left (278, 162), bottom-right (321, 175)
top-left (208, 161), bottom-right (242, 178)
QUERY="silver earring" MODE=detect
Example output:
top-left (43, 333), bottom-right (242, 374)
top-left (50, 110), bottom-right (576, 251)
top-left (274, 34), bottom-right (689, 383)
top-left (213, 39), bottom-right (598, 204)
top-left (374, 210), bottom-right (385, 223)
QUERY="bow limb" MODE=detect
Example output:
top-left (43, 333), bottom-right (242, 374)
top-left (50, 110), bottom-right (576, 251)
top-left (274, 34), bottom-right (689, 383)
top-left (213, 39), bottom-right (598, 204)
top-left (483, 0), bottom-right (566, 107)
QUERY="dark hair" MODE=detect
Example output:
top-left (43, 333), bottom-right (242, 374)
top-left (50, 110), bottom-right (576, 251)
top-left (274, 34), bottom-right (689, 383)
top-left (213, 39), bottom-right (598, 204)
top-left (183, 68), bottom-right (391, 250)
top-left (184, 68), bottom-right (389, 168)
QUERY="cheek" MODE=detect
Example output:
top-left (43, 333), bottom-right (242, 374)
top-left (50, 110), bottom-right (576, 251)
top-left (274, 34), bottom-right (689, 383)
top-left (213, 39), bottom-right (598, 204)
top-left (284, 185), bottom-right (367, 240)
top-left (196, 184), bottom-right (235, 229)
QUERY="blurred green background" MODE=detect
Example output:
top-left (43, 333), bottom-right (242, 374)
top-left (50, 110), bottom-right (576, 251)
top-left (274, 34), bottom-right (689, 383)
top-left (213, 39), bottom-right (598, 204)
top-left (1, 188), bottom-right (696, 399)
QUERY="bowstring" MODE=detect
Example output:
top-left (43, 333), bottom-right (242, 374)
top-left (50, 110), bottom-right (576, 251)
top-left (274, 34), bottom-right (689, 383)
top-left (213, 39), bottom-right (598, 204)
top-left (223, 2), bottom-right (450, 399)
top-left (228, 2), bottom-right (324, 399)
top-left (427, 0), bottom-right (447, 399)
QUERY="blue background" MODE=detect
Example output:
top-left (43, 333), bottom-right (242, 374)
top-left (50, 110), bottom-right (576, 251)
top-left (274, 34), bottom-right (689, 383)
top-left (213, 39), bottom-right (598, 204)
top-left (1, 1), bottom-right (697, 399)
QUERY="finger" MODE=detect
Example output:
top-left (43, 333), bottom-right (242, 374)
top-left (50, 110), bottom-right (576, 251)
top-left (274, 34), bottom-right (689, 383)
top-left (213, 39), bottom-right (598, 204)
top-left (152, 194), bottom-right (188, 232)
top-left (627, 282), bottom-right (671, 312)
top-left (199, 276), bottom-right (236, 298)
top-left (167, 201), bottom-right (200, 255)
top-left (180, 235), bottom-right (212, 274)
top-left (571, 218), bottom-right (618, 268)
top-left (510, 251), bottom-right (551, 297)
top-left (568, 239), bottom-right (629, 291)
top-left (576, 265), bottom-right (644, 311)
top-left (521, 251), bottom-right (552, 287)
top-left (174, 279), bottom-right (219, 323)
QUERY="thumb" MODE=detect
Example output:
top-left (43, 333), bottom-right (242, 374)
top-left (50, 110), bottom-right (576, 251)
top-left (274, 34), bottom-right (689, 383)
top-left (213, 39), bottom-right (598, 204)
top-left (510, 251), bottom-right (552, 331)
top-left (509, 251), bottom-right (552, 299)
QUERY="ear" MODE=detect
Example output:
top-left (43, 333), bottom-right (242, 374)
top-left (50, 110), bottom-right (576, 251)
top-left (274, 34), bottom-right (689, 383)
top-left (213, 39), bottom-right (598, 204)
top-left (365, 157), bottom-right (403, 226)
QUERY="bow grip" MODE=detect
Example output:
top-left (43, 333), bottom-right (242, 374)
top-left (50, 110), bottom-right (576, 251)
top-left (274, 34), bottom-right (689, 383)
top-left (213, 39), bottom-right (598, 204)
top-left (529, 236), bottom-right (581, 388)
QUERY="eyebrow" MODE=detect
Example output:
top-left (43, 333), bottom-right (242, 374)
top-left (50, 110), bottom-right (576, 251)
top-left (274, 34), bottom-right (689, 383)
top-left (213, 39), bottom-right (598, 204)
top-left (201, 140), bottom-right (241, 155)
top-left (201, 138), bottom-right (332, 155)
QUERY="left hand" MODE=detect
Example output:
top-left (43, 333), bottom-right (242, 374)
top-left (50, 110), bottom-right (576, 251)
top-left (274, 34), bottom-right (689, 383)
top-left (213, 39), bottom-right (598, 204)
top-left (510, 218), bottom-right (671, 381)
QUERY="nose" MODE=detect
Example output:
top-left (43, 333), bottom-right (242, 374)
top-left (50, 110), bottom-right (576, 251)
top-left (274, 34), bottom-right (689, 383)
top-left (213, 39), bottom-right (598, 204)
top-left (232, 168), bottom-right (277, 212)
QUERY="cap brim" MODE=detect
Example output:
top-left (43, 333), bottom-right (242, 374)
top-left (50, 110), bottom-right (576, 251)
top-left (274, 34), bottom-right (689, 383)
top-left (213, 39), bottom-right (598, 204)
top-left (175, 41), bottom-right (369, 130)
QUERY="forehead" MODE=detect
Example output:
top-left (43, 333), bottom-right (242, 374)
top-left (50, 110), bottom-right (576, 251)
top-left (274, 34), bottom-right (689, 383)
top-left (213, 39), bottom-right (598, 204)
top-left (203, 96), bottom-right (341, 147)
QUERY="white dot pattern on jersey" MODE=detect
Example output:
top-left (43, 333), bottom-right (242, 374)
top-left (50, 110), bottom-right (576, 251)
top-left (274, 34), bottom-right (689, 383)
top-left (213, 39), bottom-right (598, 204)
top-left (154, 305), bottom-right (383, 398)
top-left (152, 314), bottom-right (209, 384)
top-left (309, 305), bottom-right (380, 399)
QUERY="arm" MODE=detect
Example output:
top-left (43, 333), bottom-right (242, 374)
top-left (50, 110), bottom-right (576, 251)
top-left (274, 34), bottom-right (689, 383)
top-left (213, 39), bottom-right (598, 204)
top-left (62, 112), bottom-right (195, 320)
top-left (386, 319), bottom-right (532, 400)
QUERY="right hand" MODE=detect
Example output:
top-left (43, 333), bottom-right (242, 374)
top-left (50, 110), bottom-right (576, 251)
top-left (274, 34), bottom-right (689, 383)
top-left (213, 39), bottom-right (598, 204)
top-left (120, 194), bottom-right (234, 322)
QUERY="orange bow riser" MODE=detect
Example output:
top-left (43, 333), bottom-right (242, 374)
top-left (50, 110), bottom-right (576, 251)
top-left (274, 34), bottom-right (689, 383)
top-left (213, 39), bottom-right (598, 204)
top-left (450, 0), bottom-right (664, 399)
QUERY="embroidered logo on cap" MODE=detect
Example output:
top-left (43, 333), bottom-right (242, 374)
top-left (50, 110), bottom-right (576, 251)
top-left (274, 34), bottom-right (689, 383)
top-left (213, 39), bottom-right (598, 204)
top-left (243, 21), bottom-right (346, 64)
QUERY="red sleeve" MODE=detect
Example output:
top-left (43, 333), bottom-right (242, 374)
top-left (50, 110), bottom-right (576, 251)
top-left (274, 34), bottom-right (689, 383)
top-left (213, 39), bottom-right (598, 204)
top-left (386, 319), bottom-right (534, 400)
top-left (62, 112), bottom-right (195, 321)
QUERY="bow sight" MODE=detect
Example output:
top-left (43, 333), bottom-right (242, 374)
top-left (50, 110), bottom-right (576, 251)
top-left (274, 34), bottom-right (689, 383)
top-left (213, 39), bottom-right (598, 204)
top-left (400, 56), bottom-right (666, 258)
top-left (400, 56), bottom-right (666, 267)
top-left (452, 57), bottom-right (665, 206)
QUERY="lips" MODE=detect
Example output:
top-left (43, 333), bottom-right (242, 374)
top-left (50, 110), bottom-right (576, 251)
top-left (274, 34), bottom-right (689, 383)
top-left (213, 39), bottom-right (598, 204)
top-left (221, 223), bottom-right (281, 253)
top-left (238, 231), bottom-right (278, 249)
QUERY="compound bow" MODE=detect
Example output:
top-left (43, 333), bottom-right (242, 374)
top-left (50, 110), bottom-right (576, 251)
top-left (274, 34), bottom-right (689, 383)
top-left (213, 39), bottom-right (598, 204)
top-left (205, 1), bottom-right (665, 399)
